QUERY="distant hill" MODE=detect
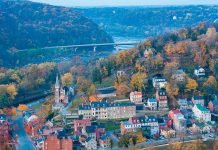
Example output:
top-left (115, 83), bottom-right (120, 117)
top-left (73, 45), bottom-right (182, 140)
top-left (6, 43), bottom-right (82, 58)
top-left (0, 0), bottom-right (113, 66)
top-left (76, 6), bottom-right (218, 40)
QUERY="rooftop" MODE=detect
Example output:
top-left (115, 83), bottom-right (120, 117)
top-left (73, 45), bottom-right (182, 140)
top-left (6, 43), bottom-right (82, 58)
top-left (195, 104), bottom-right (210, 112)
top-left (147, 98), bottom-right (157, 103)
top-left (193, 96), bottom-right (204, 100)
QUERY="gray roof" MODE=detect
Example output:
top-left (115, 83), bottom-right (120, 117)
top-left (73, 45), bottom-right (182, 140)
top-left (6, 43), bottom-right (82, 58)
top-left (78, 105), bottom-right (91, 110)
top-left (193, 96), bottom-right (204, 100)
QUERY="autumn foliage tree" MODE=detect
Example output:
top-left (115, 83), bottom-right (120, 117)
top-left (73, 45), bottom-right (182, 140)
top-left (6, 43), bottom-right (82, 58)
top-left (115, 83), bottom-right (131, 97)
top-left (185, 78), bottom-right (198, 92)
top-left (61, 73), bottom-right (73, 87)
top-left (130, 73), bottom-right (147, 91)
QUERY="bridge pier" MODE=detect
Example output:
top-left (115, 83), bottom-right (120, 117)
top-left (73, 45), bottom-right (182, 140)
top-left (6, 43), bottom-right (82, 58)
top-left (74, 47), bottom-right (78, 52)
top-left (93, 46), bottom-right (96, 53)
top-left (115, 45), bottom-right (119, 52)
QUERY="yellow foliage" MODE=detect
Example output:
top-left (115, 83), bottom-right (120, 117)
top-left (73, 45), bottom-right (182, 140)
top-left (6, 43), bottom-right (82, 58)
top-left (6, 84), bottom-right (17, 100)
top-left (61, 73), bottom-right (73, 87)
top-left (17, 104), bottom-right (28, 112)
top-left (185, 78), bottom-right (198, 92)
top-left (204, 76), bottom-right (217, 88)
top-left (130, 73), bottom-right (147, 91)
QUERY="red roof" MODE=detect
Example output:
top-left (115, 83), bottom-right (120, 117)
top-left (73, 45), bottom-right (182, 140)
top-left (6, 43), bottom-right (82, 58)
top-left (74, 119), bottom-right (91, 123)
top-left (171, 109), bottom-right (181, 114)
top-left (131, 91), bottom-right (142, 96)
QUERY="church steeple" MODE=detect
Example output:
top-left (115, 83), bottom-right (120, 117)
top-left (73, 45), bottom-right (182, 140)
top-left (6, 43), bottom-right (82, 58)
top-left (55, 74), bottom-right (60, 88)
top-left (55, 74), bottom-right (60, 103)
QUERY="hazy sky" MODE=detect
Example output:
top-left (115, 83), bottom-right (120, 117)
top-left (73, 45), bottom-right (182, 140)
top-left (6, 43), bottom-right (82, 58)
top-left (31, 0), bottom-right (218, 7)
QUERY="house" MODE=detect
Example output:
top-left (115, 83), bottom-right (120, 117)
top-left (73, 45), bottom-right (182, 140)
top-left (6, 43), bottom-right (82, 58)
top-left (152, 76), bottom-right (167, 89)
top-left (172, 69), bottom-right (186, 81)
top-left (82, 126), bottom-right (96, 140)
top-left (141, 116), bottom-right (159, 138)
top-left (0, 118), bottom-right (10, 149)
top-left (208, 100), bottom-right (218, 114)
top-left (156, 89), bottom-right (168, 110)
top-left (192, 96), bottom-right (204, 106)
top-left (25, 115), bottom-right (42, 138)
top-left (116, 70), bottom-right (125, 77)
top-left (42, 134), bottom-right (72, 150)
top-left (99, 135), bottom-right (111, 149)
top-left (160, 127), bottom-right (176, 138)
top-left (52, 103), bottom-right (64, 112)
top-left (74, 119), bottom-right (91, 132)
top-left (62, 110), bottom-right (79, 125)
top-left (147, 98), bottom-right (157, 110)
top-left (192, 121), bottom-right (214, 134)
top-left (96, 87), bottom-right (116, 98)
top-left (78, 104), bottom-right (92, 119)
top-left (168, 109), bottom-right (186, 130)
top-left (192, 104), bottom-right (211, 122)
top-left (120, 116), bottom-right (159, 136)
top-left (178, 98), bottom-right (189, 109)
top-left (78, 102), bottom-right (136, 120)
top-left (95, 124), bottom-right (105, 140)
top-left (84, 137), bottom-right (97, 150)
top-left (194, 66), bottom-right (205, 77)
top-left (212, 93), bottom-right (218, 101)
top-left (130, 91), bottom-right (143, 104)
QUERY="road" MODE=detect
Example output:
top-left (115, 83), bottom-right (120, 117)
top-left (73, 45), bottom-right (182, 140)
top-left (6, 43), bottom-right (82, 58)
top-left (13, 99), bottom-right (45, 150)
top-left (13, 116), bottom-right (35, 150)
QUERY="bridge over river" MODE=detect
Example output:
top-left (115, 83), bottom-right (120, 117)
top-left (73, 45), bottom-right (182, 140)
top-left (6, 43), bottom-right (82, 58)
top-left (15, 42), bottom-right (139, 53)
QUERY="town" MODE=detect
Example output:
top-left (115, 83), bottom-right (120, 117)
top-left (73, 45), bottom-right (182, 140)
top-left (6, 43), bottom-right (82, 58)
top-left (1, 1), bottom-right (218, 150)
top-left (1, 25), bottom-right (218, 149)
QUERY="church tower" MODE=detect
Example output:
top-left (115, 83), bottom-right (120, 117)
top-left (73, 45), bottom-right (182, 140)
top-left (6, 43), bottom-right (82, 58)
top-left (55, 75), bottom-right (60, 103)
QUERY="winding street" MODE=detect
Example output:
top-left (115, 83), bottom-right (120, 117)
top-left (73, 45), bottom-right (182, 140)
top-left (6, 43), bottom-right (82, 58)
top-left (13, 116), bottom-right (35, 150)
top-left (13, 99), bottom-right (45, 150)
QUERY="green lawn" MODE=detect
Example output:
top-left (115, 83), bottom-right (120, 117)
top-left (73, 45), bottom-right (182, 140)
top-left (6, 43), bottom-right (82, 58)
top-left (95, 77), bottom-right (115, 88)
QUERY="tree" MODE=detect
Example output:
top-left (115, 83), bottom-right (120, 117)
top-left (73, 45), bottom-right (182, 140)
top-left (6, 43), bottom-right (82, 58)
top-left (203, 76), bottom-right (217, 94)
top-left (206, 27), bottom-right (217, 40)
top-left (118, 135), bottom-right (130, 148)
top-left (87, 84), bottom-right (96, 96)
top-left (6, 84), bottom-right (17, 100)
top-left (130, 73), bottom-right (147, 91)
top-left (185, 78), bottom-right (198, 92)
top-left (163, 61), bottom-right (179, 80)
top-left (109, 140), bottom-right (113, 149)
top-left (92, 67), bottom-right (102, 84)
top-left (165, 42), bottom-right (175, 56)
top-left (116, 83), bottom-right (131, 97)
top-left (132, 136), bottom-right (138, 146)
top-left (61, 73), bottom-right (73, 87)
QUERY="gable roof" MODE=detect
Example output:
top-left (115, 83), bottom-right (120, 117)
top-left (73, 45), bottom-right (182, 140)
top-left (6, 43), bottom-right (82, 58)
top-left (85, 126), bottom-right (96, 133)
top-left (193, 96), bottom-right (204, 100)
top-left (195, 104), bottom-right (209, 112)
top-left (211, 100), bottom-right (218, 106)
top-left (148, 98), bottom-right (157, 103)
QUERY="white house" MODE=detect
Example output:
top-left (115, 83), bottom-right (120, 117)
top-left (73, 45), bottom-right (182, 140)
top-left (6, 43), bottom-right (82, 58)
top-left (116, 70), bottom-right (125, 77)
top-left (152, 76), bottom-right (167, 89)
top-left (192, 96), bottom-right (204, 106)
top-left (178, 98), bottom-right (189, 109)
top-left (172, 69), bottom-right (186, 82)
top-left (192, 104), bottom-right (211, 122)
top-left (147, 98), bottom-right (157, 110)
top-left (194, 66), bottom-right (205, 77)
top-left (85, 137), bottom-right (97, 150)
top-left (130, 91), bottom-right (143, 104)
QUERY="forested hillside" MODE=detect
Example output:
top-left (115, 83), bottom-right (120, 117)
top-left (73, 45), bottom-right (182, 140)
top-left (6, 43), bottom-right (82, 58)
top-left (0, 0), bottom-right (113, 67)
top-left (77, 6), bottom-right (218, 39)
